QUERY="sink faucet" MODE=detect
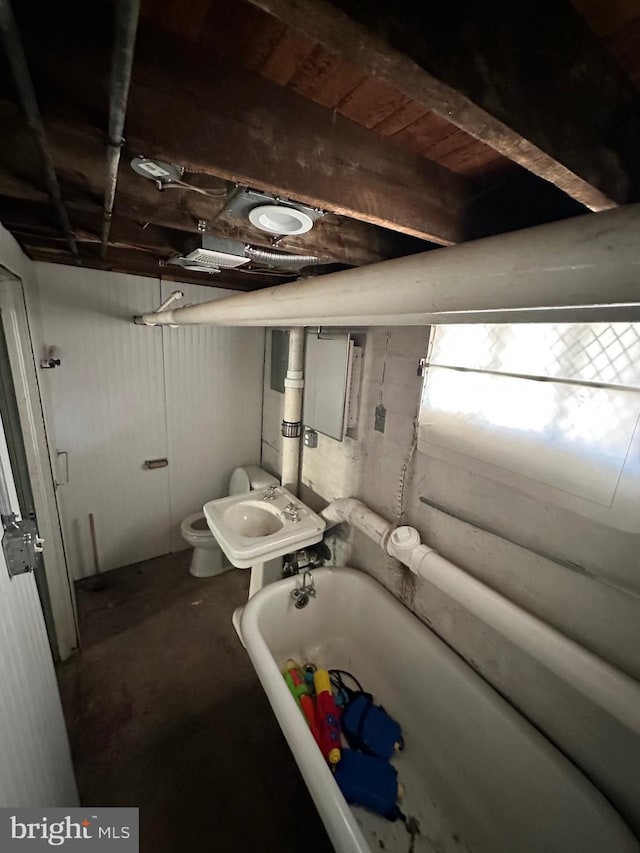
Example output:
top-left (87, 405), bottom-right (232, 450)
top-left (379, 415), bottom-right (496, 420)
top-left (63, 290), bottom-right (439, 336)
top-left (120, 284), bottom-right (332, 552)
top-left (281, 502), bottom-right (301, 522)
top-left (263, 485), bottom-right (278, 501)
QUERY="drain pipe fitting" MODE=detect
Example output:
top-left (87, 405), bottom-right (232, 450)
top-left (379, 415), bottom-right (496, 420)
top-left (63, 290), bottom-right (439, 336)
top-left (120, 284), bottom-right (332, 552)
top-left (321, 498), bottom-right (394, 550)
top-left (281, 328), bottom-right (304, 495)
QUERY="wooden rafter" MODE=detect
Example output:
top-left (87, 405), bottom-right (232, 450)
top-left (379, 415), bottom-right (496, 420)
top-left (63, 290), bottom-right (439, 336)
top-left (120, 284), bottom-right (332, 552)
top-left (119, 35), bottom-right (472, 246)
top-left (245, 0), bottom-right (640, 211)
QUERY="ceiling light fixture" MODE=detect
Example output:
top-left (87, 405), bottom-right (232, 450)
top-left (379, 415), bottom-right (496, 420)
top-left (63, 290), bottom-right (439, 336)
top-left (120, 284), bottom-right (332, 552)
top-left (248, 204), bottom-right (314, 236)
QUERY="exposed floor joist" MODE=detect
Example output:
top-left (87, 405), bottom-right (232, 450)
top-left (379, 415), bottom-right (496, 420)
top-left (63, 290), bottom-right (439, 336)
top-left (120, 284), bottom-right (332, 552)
top-left (122, 34), bottom-right (471, 246)
top-left (246, 0), bottom-right (640, 211)
top-left (0, 99), bottom-right (433, 269)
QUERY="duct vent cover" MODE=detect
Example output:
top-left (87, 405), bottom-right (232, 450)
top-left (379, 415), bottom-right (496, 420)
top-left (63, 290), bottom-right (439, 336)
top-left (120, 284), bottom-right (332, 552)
top-left (181, 236), bottom-right (249, 270)
top-left (183, 248), bottom-right (249, 269)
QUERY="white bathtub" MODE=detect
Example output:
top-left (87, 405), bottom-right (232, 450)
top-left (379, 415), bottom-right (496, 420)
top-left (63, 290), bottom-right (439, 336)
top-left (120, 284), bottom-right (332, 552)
top-left (240, 567), bottom-right (639, 853)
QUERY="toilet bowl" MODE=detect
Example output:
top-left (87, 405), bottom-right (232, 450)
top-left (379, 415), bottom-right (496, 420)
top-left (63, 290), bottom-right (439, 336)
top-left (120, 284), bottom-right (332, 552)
top-left (181, 465), bottom-right (279, 578)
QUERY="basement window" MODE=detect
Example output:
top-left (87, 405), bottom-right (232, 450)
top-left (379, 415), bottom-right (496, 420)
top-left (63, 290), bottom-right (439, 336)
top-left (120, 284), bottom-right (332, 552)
top-left (418, 323), bottom-right (640, 532)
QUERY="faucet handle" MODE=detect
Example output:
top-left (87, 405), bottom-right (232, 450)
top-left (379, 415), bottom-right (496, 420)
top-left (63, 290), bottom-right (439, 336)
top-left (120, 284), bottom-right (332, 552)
top-left (263, 485), bottom-right (278, 501)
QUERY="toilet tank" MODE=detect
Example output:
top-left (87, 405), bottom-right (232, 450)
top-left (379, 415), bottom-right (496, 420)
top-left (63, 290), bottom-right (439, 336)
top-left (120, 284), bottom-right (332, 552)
top-left (229, 465), bottom-right (279, 496)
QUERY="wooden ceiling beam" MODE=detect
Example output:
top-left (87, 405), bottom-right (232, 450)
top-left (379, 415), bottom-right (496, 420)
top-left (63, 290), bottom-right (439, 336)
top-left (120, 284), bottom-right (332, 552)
top-left (122, 34), bottom-right (471, 246)
top-left (0, 99), bottom-right (429, 266)
top-left (245, 0), bottom-right (640, 211)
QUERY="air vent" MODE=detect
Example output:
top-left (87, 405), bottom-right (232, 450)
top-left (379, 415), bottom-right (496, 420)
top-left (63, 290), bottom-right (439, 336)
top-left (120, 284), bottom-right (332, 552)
top-left (182, 247), bottom-right (249, 269)
top-left (171, 236), bottom-right (250, 273)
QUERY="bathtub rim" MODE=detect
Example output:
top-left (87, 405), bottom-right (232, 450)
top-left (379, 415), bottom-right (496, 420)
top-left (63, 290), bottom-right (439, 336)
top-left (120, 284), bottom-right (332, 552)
top-left (240, 566), bottom-right (639, 853)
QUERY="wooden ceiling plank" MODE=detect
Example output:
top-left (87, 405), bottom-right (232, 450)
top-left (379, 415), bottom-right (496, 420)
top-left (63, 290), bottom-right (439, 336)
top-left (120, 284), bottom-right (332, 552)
top-left (125, 41), bottom-right (470, 244)
top-left (287, 44), bottom-right (343, 99)
top-left (312, 61), bottom-right (368, 110)
top-left (373, 101), bottom-right (429, 137)
top-left (197, 0), bottom-right (286, 71)
top-left (259, 28), bottom-right (317, 85)
top-left (244, 0), bottom-right (640, 210)
top-left (337, 77), bottom-right (411, 129)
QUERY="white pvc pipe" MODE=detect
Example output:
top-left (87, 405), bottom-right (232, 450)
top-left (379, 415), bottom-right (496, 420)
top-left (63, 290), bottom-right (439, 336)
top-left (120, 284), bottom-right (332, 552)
top-left (319, 506), bottom-right (640, 738)
top-left (393, 537), bottom-right (640, 734)
top-left (321, 498), bottom-right (394, 548)
top-left (281, 328), bottom-right (304, 495)
top-left (135, 206), bottom-right (640, 327)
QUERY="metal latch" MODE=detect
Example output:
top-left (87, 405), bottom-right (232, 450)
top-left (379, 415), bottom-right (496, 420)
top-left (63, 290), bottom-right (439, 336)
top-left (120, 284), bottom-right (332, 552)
top-left (417, 357), bottom-right (428, 377)
top-left (1, 513), bottom-right (44, 578)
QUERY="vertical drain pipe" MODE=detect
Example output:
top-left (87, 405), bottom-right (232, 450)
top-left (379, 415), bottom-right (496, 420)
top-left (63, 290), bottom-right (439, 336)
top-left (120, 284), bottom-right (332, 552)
top-left (281, 328), bottom-right (304, 495)
top-left (101, 0), bottom-right (140, 260)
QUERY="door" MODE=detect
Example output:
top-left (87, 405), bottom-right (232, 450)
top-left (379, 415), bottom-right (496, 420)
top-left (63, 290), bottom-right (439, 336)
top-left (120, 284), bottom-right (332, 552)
top-left (37, 268), bottom-right (171, 579)
top-left (0, 275), bottom-right (77, 660)
top-left (0, 409), bottom-right (77, 806)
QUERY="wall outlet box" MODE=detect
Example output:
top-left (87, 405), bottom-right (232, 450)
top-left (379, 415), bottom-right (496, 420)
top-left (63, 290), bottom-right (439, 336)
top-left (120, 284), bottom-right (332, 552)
top-left (304, 428), bottom-right (319, 448)
top-left (375, 404), bottom-right (386, 433)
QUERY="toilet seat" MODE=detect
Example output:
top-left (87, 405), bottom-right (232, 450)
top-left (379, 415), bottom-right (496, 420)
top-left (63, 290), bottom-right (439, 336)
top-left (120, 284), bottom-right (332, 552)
top-left (181, 512), bottom-right (213, 540)
top-left (181, 465), bottom-right (279, 579)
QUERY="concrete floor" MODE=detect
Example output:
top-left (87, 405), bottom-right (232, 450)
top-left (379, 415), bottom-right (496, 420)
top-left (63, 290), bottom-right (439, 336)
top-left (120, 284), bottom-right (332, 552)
top-left (57, 551), bottom-right (333, 852)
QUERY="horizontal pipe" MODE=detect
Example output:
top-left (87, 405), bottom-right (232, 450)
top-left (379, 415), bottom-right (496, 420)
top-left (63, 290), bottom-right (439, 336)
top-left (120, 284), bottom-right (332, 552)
top-left (135, 206), bottom-right (640, 327)
top-left (387, 522), bottom-right (640, 734)
top-left (396, 538), bottom-right (640, 735)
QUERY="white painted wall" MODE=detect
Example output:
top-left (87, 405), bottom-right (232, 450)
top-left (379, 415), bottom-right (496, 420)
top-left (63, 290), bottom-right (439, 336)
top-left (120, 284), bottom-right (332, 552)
top-left (261, 325), bottom-right (640, 834)
top-left (160, 280), bottom-right (265, 552)
top-left (32, 265), bottom-right (264, 576)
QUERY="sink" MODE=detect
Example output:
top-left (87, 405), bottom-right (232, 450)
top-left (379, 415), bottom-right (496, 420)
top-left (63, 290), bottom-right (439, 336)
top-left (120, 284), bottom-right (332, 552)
top-left (223, 502), bottom-right (284, 537)
top-left (203, 486), bottom-right (326, 570)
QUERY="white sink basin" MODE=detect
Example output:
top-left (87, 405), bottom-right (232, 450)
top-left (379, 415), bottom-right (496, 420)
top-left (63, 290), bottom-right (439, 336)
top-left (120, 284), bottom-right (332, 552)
top-left (223, 501), bottom-right (284, 537)
top-left (204, 486), bottom-right (326, 569)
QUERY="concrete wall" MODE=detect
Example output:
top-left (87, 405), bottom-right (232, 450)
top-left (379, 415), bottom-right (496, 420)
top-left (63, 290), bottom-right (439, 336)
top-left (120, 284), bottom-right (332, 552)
top-left (261, 325), bottom-right (640, 834)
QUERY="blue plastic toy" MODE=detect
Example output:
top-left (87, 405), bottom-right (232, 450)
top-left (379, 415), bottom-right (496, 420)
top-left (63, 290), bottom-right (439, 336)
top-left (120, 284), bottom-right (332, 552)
top-left (341, 692), bottom-right (403, 760)
top-left (334, 750), bottom-right (402, 821)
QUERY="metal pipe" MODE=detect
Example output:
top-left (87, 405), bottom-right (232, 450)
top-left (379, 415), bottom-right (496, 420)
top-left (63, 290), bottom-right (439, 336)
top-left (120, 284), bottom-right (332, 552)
top-left (135, 206), bottom-right (640, 327)
top-left (100, 0), bottom-right (141, 260)
top-left (0, 0), bottom-right (80, 261)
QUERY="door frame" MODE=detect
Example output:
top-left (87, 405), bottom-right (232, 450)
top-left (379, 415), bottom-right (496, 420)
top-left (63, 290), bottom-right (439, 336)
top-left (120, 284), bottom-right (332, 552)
top-left (0, 267), bottom-right (78, 660)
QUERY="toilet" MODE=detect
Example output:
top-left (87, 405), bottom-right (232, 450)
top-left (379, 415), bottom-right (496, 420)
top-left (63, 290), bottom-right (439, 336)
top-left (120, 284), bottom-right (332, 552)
top-left (181, 465), bottom-right (279, 578)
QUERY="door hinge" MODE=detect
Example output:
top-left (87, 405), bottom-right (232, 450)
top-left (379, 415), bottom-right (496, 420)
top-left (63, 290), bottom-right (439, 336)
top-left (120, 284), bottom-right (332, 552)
top-left (2, 513), bottom-right (44, 578)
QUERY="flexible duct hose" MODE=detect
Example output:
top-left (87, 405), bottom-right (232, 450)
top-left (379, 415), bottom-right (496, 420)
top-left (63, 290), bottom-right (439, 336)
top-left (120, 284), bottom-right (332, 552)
top-left (244, 245), bottom-right (325, 268)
